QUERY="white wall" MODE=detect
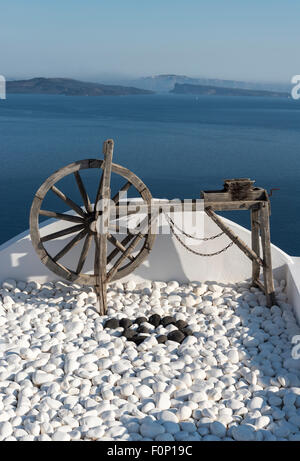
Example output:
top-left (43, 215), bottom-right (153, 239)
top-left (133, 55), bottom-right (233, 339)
top-left (0, 206), bottom-right (299, 321)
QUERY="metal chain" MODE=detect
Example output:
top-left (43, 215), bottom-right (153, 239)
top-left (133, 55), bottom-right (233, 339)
top-left (164, 213), bottom-right (234, 257)
top-left (164, 213), bottom-right (224, 241)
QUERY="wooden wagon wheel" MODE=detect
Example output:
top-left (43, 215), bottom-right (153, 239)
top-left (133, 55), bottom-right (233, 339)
top-left (30, 139), bottom-right (157, 314)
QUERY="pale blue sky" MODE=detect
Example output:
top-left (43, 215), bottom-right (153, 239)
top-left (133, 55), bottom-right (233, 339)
top-left (0, 0), bottom-right (299, 82)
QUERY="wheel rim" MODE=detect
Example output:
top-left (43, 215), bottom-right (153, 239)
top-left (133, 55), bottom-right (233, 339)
top-left (30, 159), bottom-right (156, 285)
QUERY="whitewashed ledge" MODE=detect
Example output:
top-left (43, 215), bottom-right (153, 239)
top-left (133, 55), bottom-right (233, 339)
top-left (0, 202), bottom-right (299, 323)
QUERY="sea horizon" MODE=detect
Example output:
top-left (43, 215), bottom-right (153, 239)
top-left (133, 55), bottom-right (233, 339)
top-left (0, 93), bottom-right (299, 255)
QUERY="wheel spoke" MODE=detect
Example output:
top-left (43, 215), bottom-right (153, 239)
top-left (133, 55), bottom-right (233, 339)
top-left (94, 234), bottom-right (100, 278)
top-left (107, 233), bottom-right (135, 264)
top-left (51, 185), bottom-right (87, 218)
top-left (41, 224), bottom-right (85, 243)
top-left (39, 209), bottom-right (85, 223)
top-left (106, 212), bottom-right (158, 282)
top-left (53, 228), bottom-right (88, 262)
top-left (107, 233), bottom-right (135, 261)
top-left (76, 233), bottom-right (93, 274)
top-left (107, 233), bottom-right (143, 282)
top-left (112, 181), bottom-right (132, 205)
top-left (74, 171), bottom-right (93, 214)
top-left (94, 168), bottom-right (104, 215)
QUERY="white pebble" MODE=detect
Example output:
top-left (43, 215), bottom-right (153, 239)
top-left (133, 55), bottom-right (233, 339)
top-left (154, 392), bottom-right (171, 410)
top-left (210, 421), bottom-right (226, 438)
top-left (80, 416), bottom-right (102, 429)
top-left (176, 406), bottom-right (192, 421)
top-left (52, 431), bottom-right (71, 441)
top-left (232, 425), bottom-right (255, 441)
top-left (32, 371), bottom-right (56, 386)
top-left (0, 422), bottom-right (13, 439)
top-left (140, 422), bottom-right (165, 438)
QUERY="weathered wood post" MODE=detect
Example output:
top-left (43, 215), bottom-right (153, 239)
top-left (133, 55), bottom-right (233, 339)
top-left (94, 139), bottom-right (114, 315)
top-left (259, 201), bottom-right (276, 306)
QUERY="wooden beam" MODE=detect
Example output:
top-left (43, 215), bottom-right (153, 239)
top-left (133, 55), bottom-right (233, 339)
top-left (253, 279), bottom-right (265, 293)
top-left (201, 188), bottom-right (267, 202)
top-left (251, 207), bottom-right (261, 282)
top-left (206, 201), bottom-right (263, 211)
top-left (205, 207), bottom-right (264, 267)
top-left (108, 199), bottom-right (264, 218)
top-left (94, 139), bottom-right (114, 315)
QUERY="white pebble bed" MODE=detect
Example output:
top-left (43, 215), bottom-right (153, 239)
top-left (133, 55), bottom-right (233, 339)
top-left (0, 277), bottom-right (300, 441)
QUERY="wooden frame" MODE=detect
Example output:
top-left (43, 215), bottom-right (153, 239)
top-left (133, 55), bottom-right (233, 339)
top-left (202, 179), bottom-right (276, 306)
top-left (30, 140), bottom-right (276, 314)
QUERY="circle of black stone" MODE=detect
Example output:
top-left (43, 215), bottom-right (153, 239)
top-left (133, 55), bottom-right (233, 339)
top-left (161, 316), bottom-right (176, 327)
top-left (182, 327), bottom-right (193, 336)
top-left (136, 317), bottom-right (147, 325)
top-left (132, 335), bottom-right (148, 345)
top-left (157, 335), bottom-right (168, 344)
top-left (167, 330), bottom-right (185, 344)
top-left (120, 318), bottom-right (133, 329)
top-left (175, 320), bottom-right (188, 330)
top-left (137, 325), bottom-right (149, 334)
top-left (104, 318), bottom-right (120, 329)
top-left (149, 314), bottom-right (161, 328)
top-left (123, 328), bottom-right (136, 340)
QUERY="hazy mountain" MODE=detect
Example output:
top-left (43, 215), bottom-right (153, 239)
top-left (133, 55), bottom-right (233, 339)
top-left (129, 74), bottom-right (291, 93)
top-left (170, 83), bottom-right (289, 98)
top-left (6, 77), bottom-right (154, 96)
top-left (6, 76), bottom-right (291, 98)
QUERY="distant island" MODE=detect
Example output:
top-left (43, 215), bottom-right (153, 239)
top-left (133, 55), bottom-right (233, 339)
top-left (129, 74), bottom-right (291, 94)
top-left (6, 76), bottom-right (290, 98)
top-left (6, 77), bottom-right (154, 96)
top-left (170, 83), bottom-right (289, 98)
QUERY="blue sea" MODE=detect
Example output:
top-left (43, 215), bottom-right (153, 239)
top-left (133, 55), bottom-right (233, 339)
top-left (0, 94), bottom-right (299, 255)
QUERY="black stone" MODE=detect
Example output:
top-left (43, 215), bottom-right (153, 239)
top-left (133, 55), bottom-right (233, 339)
top-left (167, 330), bottom-right (185, 343)
top-left (137, 325), bottom-right (149, 334)
top-left (161, 316), bottom-right (176, 327)
top-left (132, 335), bottom-right (148, 345)
top-left (175, 320), bottom-right (188, 330)
top-left (157, 335), bottom-right (168, 344)
top-left (120, 318), bottom-right (133, 329)
top-left (126, 335), bottom-right (139, 343)
top-left (182, 327), bottom-right (193, 336)
top-left (123, 328), bottom-right (136, 340)
top-left (104, 318), bottom-right (120, 329)
top-left (136, 317), bottom-right (147, 325)
top-left (149, 314), bottom-right (161, 327)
